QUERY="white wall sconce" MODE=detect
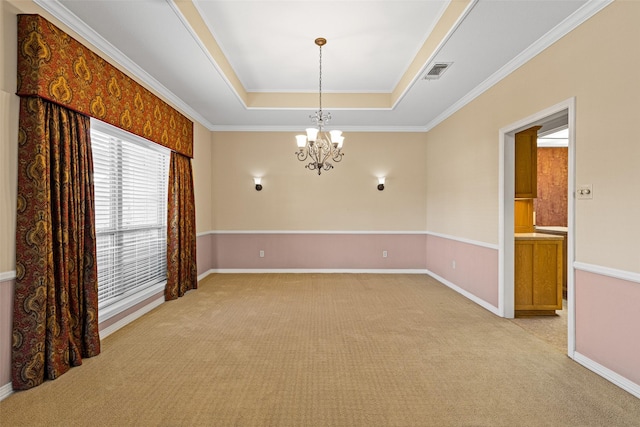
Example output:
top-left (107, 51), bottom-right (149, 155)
top-left (254, 177), bottom-right (263, 191)
top-left (377, 176), bottom-right (385, 191)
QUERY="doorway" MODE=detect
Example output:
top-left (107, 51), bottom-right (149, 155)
top-left (498, 98), bottom-right (576, 358)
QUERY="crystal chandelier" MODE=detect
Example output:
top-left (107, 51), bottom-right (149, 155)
top-left (295, 37), bottom-right (344, 175)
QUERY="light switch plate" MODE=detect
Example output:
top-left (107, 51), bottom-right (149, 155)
top-left (577, 184), bottom-right (593, 199)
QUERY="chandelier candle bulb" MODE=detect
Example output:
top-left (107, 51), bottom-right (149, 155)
top-left (296, 135), bottom-right (307, 148)
top-left (306, 128), bottom-right (318, 142)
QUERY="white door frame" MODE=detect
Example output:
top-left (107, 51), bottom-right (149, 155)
top-left (498, 97), bottom-right (576, 358)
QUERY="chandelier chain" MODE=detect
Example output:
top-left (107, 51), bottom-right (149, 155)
top-left (318, 43), bottom-right (322, 116)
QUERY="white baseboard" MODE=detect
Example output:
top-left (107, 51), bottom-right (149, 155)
top-left (0, 381), bottom-right (12, 402)
top-left (573, 352), bottom-right (640, 399)
top-left (197, 269), bottom-right (216, 282)
top-left (204, 268), bottom-right (429, 274)
top-left (425, 269), bottom-right (500, 316)
top-left (99, 296), bottom-right (164, 340)
top-left (204, 230), bottom-right (428, 235)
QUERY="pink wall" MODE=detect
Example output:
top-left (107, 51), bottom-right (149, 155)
top-left (575, 270), bottom-right (640, 385)
top-left (0, 278), bottom-right (13, 387)
top-left (210, 233), bottom-right (427, 270)
top-left (197, 233), bottom-right (215, 276)
top-left (425, 234), bottom-right (499, 308)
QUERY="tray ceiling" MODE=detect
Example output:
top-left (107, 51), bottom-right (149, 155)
top-left (37, 0), bottom-right (603, 131)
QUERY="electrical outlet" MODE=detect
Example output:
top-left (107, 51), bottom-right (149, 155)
top-left (259, 250), bottom-right (264, 258)
top-left (452, 260), bottom-right (456, 269)
top-left (382, 250), bottom-right (388, 258)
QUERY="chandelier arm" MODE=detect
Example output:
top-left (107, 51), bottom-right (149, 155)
top-left (313, 142), bottom-right (325, 172)
top-left (309, 143), bottom-right (319, 165)
top-left (318, 137), bottom-right (333, 166)
top-left (296, 148), bottom-right (308, 162)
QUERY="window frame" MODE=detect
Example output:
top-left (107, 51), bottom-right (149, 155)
top-left (91, 119), bottom-right (169, 323)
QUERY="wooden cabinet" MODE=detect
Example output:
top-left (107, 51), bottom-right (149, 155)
top-left (514, 199), bottom-right (534, 233)
top-left (514, 233), bottom-right (563, 316)
top-left (515, 126), bottom-right (541, 198)
top-left (535, 227), bottom-right (568, 298)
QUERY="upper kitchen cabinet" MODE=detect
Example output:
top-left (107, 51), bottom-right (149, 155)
top-left (515, 126), bottom-right (541, 198)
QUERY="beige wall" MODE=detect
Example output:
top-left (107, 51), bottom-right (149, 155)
top-left (192, 122), bottom-right (214, 233)
top-left (1, 0), bottom-right (18, 273)
top-left (0, 89), bottom-right (17, 273)
top-left (426, 1), bottom-right (640, 273)
top-left (425, 109), bottom-right (500, 244)
top-left (211, 131), bottom-right (427, 231)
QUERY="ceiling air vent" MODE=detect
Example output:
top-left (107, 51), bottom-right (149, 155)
top-left (422, 62), bottom-right (453, 80)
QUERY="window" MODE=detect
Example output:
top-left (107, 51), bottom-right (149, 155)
top-left (91, 120), bottom-right (170, 315)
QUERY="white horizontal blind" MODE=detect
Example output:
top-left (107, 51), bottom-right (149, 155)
top-left (91, 120), bottom-right (170, 309)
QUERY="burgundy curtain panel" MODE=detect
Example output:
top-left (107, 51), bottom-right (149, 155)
top-left (12, 14), bottom-right (197, 390)
top-left (166, 152), bottom-right (198, 300)
top-left (13, 97), bottom-right (100, 390)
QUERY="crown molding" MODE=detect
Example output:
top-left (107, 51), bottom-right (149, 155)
top-left (210, 125), bottom-right (429, 133)
top-left (33, 0), bottom-right (613, 135)
top-left (33, 0), bottom-right (216, 129)
top-left (423, 0), bottom-right (614, 132)
top-left (171, 0), bottom-right (250, 114)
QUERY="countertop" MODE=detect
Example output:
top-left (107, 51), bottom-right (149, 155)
top-left (534, 226), bottom-right (568, 233)
top-left (515, 232), bottom-right (564, 241)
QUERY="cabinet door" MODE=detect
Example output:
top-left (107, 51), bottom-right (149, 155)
top-left (514, 238), bottom-right (563, 312)
top-left (532, 241), bottom-right (562, 308)
top-left (515, 126), bottom-right (541, 198)
top-left (514, 241), bottom-right (534, 307)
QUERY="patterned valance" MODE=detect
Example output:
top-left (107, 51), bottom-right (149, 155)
top-left (17, 14), bottom-right (193, 158)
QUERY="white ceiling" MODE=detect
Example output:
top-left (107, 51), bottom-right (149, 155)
top-left (38, 0), bottom-right (603, 132)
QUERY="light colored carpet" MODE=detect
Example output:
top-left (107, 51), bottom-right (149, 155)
top-left (1, 273), bottom-right (639, 426)
top-left (510, 300), bottom-right (568, 352)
